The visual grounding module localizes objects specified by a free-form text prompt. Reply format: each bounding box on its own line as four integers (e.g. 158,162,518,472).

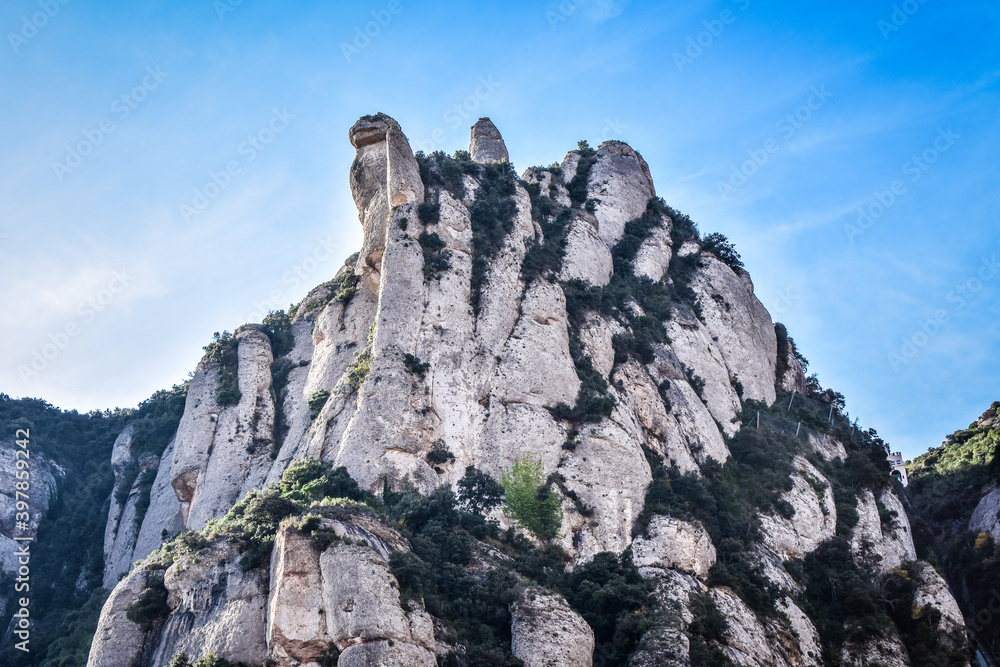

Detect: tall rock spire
348,113,424,291
469,117,509,163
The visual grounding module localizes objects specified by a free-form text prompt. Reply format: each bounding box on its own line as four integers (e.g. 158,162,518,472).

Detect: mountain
906,402,1000,663
1,115,974,666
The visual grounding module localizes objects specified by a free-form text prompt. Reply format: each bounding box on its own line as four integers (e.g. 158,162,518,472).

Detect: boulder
511,587,595,667
470,117,509,163
632,516,717,579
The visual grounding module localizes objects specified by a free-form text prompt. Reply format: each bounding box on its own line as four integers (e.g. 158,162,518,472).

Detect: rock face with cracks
89,114,972,666
510,587,595,667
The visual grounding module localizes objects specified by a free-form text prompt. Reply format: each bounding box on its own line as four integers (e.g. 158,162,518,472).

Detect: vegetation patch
126,572,169,631
345,323,376,388
419,231,452,280
905,403,1000,658
204,331,241,406
403,353,430,377
687,593,736,666
501,453,563,540
550,331,615,423
415,150,480,202
132,467,158,531
427,441,455,467
609,197,668,275
520,179,572,281
457,465,505,516
416,150,519,314
332,272,360,305
468,161,519,314
638,446,782,617
129,383,189,457
307,389,330,418
908,406,1000,523
558,198,698,374
166,653,251,667
385,484,651,666
566,140,598,206
700,232,744,272
418,200,441,225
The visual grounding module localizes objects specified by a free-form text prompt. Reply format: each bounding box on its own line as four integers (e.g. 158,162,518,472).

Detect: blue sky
1,0,997,461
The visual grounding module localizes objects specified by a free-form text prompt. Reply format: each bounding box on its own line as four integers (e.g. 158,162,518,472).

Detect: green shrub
308,390,330,418
114,462,139,505
501,454,563,540
132,467,157,531
796,538,892,660
31,587,109,667
520,181,573,281
457,466,505,516
279,458,369,505
563,551,652,666
418,201,440,224
700,232,744,271
549,332,615,423
129,382,189,457
216,489,300,570
261,310,294,357
419,231,452,280
610,198,668,276
381,479,649,664
204,332,241,406
415,150,478,201
346,324,375,387
126,573,169,630
346,346,372,386
909,420,1000,523
566,140,597,205
427,443,454,465
637,442,784,618
664,203,699,246
687,593,735,666
403,353,430,377
879,563,970,667
333,272,360,304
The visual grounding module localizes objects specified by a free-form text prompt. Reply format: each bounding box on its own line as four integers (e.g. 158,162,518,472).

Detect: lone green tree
501,453,563,540
457,465,504,515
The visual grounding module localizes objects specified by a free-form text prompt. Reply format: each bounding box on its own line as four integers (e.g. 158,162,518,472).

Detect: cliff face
89,116,972,667
906,403,1000,663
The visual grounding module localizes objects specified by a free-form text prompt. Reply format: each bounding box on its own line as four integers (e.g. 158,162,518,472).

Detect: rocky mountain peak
469,117,509,163
71,114,975,667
